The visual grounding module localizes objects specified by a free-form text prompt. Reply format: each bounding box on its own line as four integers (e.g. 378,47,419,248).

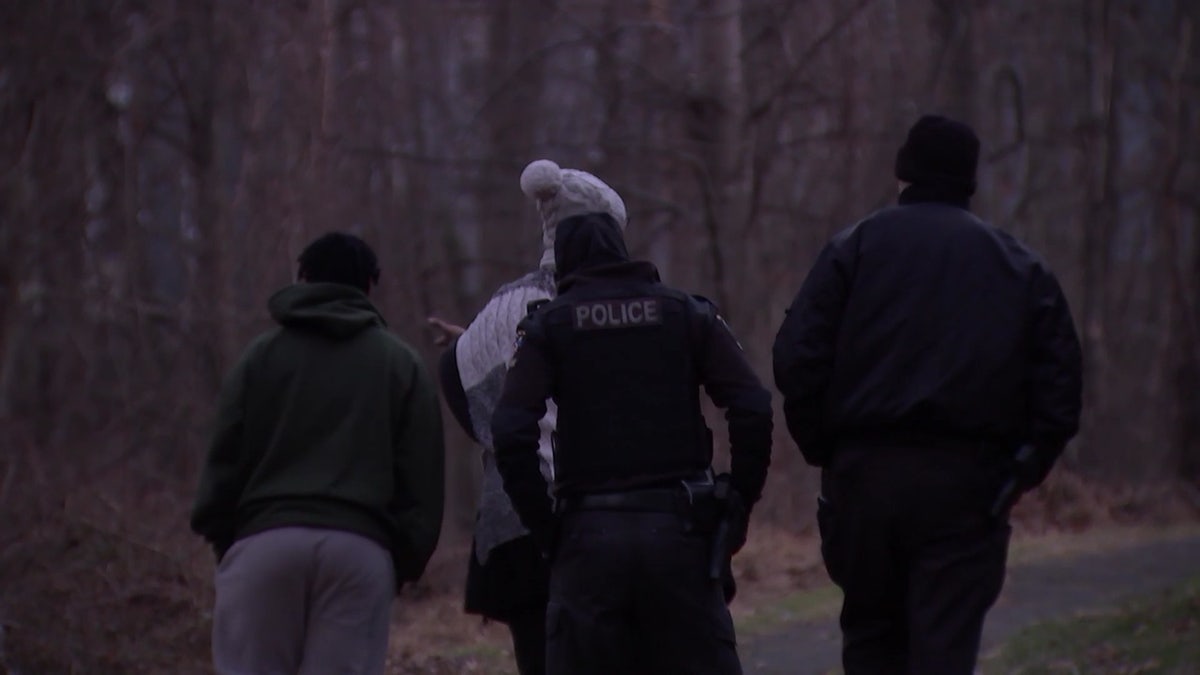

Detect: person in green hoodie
190,232,445,675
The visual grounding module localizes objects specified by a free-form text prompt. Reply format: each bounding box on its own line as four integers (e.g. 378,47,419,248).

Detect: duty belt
555,487,686,514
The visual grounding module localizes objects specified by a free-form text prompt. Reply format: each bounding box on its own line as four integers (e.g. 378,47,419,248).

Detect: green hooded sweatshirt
190,282,444,586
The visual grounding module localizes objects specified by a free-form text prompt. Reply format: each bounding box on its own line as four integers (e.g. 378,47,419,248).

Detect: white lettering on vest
628,301,643,322
643,299,659,323
573,298,664,330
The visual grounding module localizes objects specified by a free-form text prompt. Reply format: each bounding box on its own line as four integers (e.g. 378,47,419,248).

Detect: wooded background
2,0,1198,533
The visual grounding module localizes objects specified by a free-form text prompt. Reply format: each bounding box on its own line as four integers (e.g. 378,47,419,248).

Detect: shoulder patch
572,297,663,331
688,293,721,320
717,312,743,350
690,297,742,351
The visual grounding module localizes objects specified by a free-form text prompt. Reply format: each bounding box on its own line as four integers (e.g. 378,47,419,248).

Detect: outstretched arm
426,316,465,347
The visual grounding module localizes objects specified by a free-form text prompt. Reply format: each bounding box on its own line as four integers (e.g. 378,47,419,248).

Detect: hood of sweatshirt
268,282,385,339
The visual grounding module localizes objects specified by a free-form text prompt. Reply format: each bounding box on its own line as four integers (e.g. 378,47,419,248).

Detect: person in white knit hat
427,159,626,675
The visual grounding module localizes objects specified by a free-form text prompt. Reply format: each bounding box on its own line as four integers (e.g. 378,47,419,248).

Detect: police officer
492,211,773,675
773,115,1083,674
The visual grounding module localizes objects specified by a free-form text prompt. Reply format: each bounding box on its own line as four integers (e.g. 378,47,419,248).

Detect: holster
555,473,745,602
694,473,745,603
678,475,719,533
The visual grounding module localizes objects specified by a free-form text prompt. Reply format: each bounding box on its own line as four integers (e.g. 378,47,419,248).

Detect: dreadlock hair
296,232,381,293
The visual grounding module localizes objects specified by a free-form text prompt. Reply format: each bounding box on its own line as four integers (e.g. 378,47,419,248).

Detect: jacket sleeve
436,339,477,443
491,316,556,552
190,338,260,558
771,235,855,467
390,353,446,583
454,280,553,444
693,304,773,506
1027,265,1083,474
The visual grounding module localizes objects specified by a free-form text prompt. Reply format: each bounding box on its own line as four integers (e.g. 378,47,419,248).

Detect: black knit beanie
894,115,980,196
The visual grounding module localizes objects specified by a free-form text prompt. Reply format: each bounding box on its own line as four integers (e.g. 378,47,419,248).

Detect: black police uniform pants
546,509,741,675
818,444,1011,675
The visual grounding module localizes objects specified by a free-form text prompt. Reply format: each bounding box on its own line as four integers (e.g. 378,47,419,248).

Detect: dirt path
741,533,1200,674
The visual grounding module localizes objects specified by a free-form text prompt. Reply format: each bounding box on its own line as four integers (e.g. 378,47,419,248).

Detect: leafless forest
1,0,1198,672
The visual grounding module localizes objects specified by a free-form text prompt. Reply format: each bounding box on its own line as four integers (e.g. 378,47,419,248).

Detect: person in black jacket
773,115,1083,675
493,212,773,675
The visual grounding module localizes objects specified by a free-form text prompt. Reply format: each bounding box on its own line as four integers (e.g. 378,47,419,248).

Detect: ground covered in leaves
0,471,1197,674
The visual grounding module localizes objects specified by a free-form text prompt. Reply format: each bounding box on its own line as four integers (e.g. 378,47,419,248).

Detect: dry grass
0,489,211,675
981,576,1200,674
383,539,517,675
0,470,1197,674
1010,470,1200,533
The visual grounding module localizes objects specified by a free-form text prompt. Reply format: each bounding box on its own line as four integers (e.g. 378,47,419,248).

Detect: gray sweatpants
212,526,395,675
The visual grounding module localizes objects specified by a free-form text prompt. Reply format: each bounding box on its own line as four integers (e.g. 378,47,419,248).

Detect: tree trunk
691,0,748,318
187,0,234,392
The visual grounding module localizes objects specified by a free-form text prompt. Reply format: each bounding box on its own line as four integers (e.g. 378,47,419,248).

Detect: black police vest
538,281,712,493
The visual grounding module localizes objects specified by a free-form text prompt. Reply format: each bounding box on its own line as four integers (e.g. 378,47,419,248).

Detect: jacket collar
898,183,971,210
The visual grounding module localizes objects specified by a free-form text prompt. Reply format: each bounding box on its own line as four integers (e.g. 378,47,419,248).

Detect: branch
611,186,687,220
145,123,191,156
470,35,596,125
748,0,876,119
767,128,894,150
738,0,807,58
922,0,972,99
985,64,1027,162
0,98,38,182
540,0,693,98
339,144,514,168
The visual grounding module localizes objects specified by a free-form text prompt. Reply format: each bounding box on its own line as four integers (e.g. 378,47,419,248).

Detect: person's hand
426,316,465,347
991,445,1051,518
1012,444,1053,493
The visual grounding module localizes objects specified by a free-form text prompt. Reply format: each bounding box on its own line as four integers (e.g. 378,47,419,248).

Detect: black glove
1016,444,1056,490
726,488,749,555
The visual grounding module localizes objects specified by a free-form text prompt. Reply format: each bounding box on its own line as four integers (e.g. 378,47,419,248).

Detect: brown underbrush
0,468,1196,675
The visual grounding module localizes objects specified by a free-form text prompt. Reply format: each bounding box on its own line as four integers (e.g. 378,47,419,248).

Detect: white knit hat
520,159,627,267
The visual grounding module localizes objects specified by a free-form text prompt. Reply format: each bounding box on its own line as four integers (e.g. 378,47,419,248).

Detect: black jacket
772,186,1083,469
492,213,773,548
